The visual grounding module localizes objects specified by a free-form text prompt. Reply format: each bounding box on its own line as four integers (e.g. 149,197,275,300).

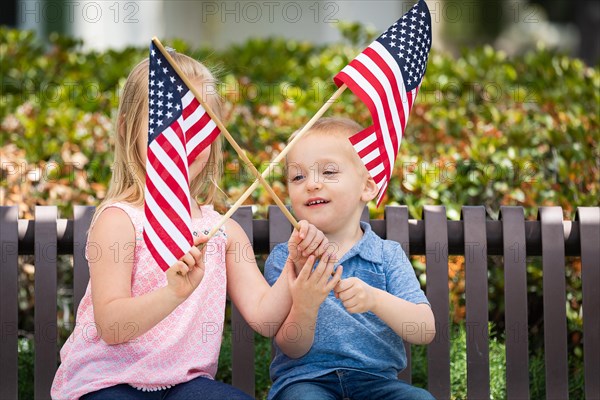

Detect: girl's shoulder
92,202,143,238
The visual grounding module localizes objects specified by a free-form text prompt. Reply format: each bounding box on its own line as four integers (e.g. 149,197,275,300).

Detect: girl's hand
166,235,208,300
287,253,343,313
288,220,330,274
334,277,377,314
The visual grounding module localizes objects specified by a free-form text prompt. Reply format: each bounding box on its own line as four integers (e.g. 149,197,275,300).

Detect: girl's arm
89,207,204,345
224,219,293,337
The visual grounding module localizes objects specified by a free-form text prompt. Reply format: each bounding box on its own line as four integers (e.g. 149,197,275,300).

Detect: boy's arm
335,245,435,345
371,290,435,344
275,255,342,359
335,278,435,344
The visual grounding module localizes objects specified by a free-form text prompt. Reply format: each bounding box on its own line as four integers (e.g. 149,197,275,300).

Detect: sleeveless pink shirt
51,203,228,399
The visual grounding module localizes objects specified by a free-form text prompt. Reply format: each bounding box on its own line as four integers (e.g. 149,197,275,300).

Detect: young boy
264,117,436,400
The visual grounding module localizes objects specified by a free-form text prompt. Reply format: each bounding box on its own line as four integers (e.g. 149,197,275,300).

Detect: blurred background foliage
1,24,598,399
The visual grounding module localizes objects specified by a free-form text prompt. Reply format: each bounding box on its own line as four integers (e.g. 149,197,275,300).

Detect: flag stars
175,104,181,111
157,80,164,88
390,41,396,47
162,67,168,74
167,92,173,100
169,76,176,83
177,85,183,92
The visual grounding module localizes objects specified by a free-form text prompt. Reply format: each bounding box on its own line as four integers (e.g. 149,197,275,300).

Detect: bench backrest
1,205,599,399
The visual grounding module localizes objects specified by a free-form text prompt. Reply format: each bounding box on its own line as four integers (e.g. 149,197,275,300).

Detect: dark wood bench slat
268,206,293,250
1,206,19,400
385,206,412,384
423,205,450,399
500,206,530,399
231,206,256,397
34,206,58,400
576,207,600,400
73,206,95,316
462,206,490,399
539,206,569,399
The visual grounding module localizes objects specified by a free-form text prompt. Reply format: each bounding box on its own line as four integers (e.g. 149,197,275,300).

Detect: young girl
51,52,328,400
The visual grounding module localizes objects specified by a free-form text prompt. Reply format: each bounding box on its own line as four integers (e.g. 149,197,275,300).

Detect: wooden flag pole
153,37,298,230
202,83,348,241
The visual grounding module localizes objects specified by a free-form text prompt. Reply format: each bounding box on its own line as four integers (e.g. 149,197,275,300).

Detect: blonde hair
287,117,367,174
93,52,224,223
288,117,363,142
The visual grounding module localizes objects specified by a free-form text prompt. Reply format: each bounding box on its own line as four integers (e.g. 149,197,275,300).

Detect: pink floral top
51,202,228,399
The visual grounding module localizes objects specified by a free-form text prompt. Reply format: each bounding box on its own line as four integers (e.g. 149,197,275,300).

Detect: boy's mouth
305,198,330,207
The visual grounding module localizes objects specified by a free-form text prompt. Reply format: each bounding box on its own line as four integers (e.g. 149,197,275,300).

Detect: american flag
333,0,432,205
143,42,221,271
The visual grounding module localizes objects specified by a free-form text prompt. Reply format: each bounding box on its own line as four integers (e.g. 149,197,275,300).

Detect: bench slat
73,206,95,316
34,206,58,399
539,207,569,398
462,206,490,399
576,207,600,400
231,206,256,397
268,206,293,250
385,206,413,384
423,205,450,399
500,206,530,399
0,206,19,400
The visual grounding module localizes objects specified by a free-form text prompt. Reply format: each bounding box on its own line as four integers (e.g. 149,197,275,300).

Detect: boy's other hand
334,277,376,314
288,220,330,274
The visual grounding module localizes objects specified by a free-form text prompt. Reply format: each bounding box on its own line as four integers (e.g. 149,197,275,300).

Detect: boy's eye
323,170,338,176
290,174,305,182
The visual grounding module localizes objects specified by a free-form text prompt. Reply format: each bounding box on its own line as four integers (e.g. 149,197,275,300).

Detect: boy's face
286,132,377,234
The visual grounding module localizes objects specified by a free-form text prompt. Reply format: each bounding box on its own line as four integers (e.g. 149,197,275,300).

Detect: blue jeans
274,369,435,400
80,376,253,400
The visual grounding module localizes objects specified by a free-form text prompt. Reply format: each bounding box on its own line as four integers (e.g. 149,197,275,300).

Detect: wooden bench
1,205,598,400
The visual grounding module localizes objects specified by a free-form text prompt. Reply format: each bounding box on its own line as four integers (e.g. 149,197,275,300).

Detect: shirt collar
337,221,383,265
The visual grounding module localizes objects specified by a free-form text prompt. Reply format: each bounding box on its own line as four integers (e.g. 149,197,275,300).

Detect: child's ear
361,176,379,202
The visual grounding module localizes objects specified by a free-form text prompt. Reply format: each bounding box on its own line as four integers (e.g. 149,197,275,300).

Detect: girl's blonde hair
93,52,223,223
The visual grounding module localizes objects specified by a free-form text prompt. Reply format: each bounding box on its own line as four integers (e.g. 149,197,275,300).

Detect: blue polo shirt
264,222,430,399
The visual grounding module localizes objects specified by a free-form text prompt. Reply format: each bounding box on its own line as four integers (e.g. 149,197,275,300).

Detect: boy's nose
306,177,322,191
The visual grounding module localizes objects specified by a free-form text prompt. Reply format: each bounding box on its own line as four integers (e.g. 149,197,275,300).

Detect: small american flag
334,0,432,205
143,42,221,271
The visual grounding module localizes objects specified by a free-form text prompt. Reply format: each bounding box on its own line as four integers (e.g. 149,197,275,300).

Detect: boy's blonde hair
288,117,367,174
94,53,223,222
289,117,363,142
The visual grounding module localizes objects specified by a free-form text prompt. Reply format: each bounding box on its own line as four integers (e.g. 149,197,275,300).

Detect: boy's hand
288,220,330,274
334,277,377,314
287,254,343,313
166,235,207,300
